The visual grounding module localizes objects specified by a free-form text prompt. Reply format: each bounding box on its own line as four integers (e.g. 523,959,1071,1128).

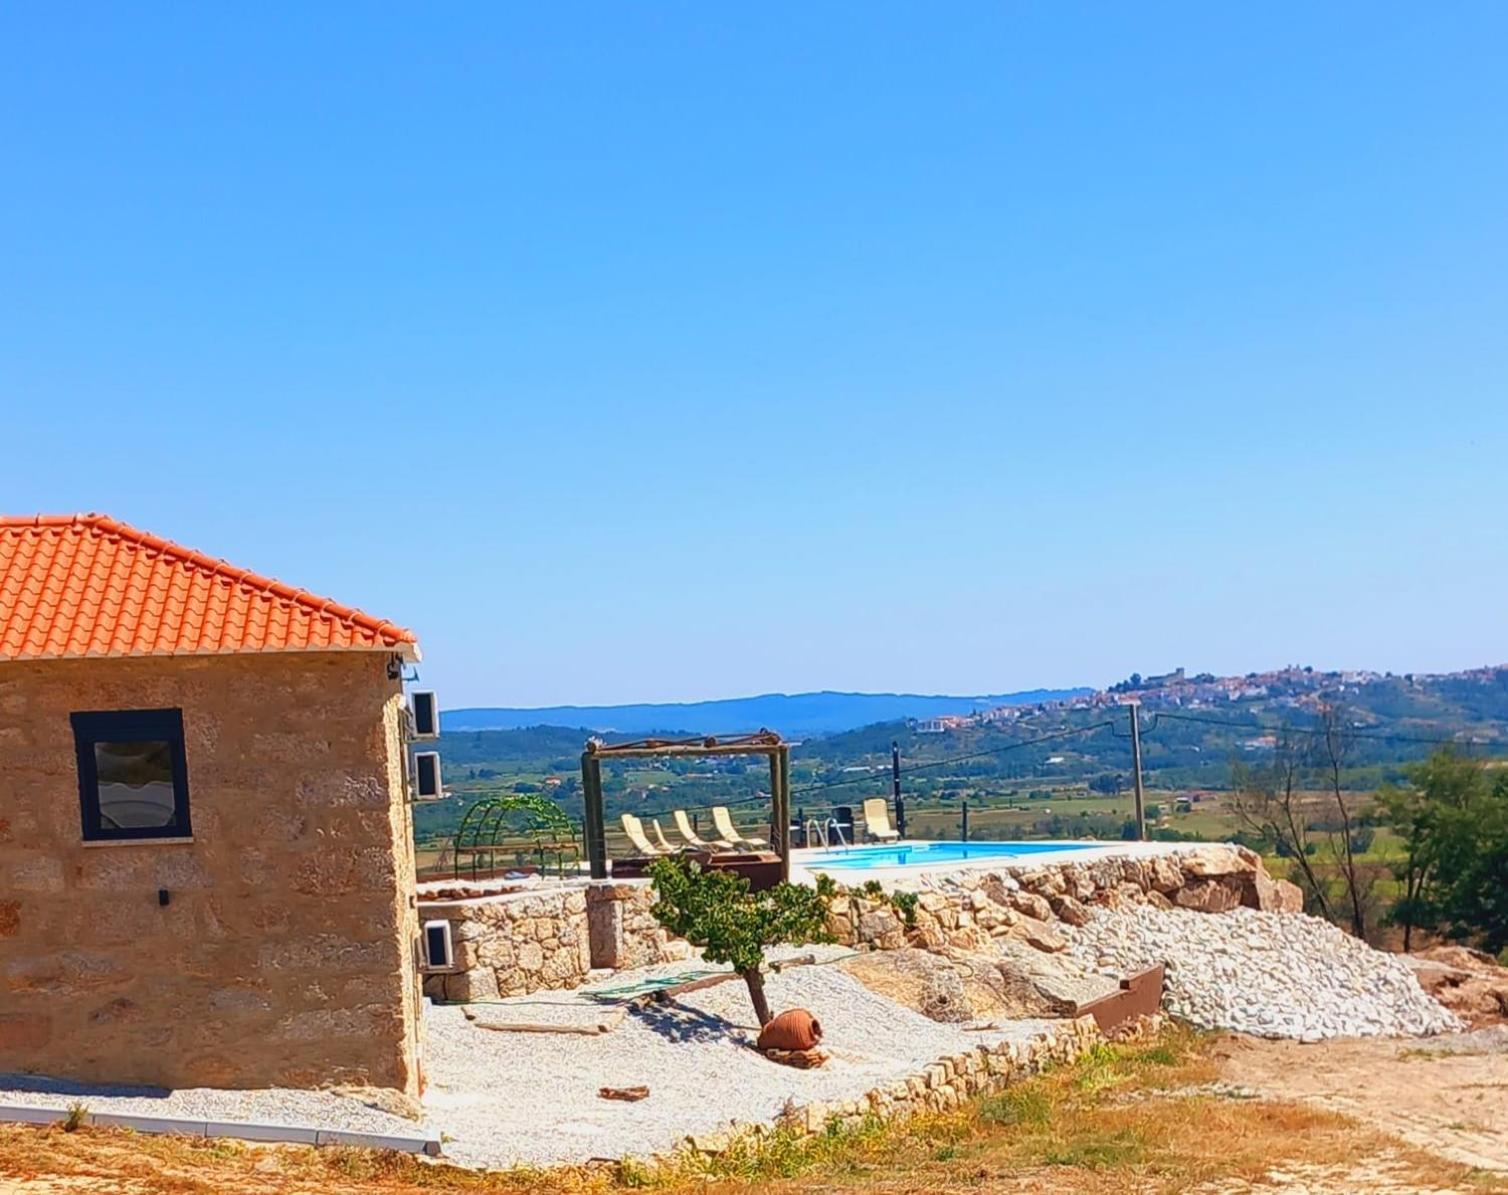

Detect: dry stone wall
824,845,1302,956
654,1012,1137,1164
419,879,689,1002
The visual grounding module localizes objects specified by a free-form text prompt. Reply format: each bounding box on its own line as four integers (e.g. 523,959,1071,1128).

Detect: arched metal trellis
450,793,580,880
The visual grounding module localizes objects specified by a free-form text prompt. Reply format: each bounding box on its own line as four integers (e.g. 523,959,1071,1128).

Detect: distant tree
1233,706,1379,940
1315,704,1378,940
648,857,834,1026
1232,727,1336,924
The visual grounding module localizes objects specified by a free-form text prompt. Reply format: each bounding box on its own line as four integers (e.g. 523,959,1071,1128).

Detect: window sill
82,836,196,849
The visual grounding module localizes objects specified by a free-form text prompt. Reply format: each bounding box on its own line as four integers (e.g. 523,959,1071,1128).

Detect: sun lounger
650,819,679,853
673,809,732,850
862,798,901,842
621,813,670,857
712,805,766,848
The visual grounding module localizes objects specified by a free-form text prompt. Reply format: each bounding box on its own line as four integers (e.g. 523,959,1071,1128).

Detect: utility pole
1127,701,1146,842
891,740,905,838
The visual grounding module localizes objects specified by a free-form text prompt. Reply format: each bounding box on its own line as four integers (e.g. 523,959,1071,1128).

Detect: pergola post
776,743,791,882
767,751,781,850
581,751,607,880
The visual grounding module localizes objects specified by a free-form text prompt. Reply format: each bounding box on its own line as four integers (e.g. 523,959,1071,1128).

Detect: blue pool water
803,840,1094,870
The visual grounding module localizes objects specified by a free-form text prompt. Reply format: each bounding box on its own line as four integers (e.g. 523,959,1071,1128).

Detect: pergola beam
581,744,783,760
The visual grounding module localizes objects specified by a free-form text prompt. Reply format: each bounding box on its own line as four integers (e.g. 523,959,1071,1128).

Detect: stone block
1174,878,1241,914
295,773,388,809
6,857,64,893
1010,891,1054,921
1051,895,1090,927
1180,846,1249,878
1010,916,1067,953
0,1013,52,1050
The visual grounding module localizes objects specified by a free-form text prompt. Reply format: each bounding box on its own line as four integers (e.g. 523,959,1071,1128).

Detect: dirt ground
1213,1027,1508,1175
3,1026,1506,1194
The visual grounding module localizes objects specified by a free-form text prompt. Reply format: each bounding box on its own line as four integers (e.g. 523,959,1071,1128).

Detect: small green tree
1379,749,1485,950
1447,780,1508,954
648,857,834,1026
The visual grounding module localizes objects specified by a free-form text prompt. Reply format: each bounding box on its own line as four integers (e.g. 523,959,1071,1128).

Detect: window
71,709,192,842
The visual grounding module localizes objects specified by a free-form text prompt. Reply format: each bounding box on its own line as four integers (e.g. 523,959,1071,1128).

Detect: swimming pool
801,840,1096,870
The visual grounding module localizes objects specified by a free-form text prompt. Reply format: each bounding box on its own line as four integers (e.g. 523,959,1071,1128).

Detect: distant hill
441,688,1092,737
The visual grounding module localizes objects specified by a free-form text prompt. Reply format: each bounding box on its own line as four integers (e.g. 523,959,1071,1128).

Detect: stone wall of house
824,844,1302,955
419,878,690,1002
0,652,422,1097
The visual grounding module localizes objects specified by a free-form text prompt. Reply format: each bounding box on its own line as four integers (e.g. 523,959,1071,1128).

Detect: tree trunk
742,967,772,1026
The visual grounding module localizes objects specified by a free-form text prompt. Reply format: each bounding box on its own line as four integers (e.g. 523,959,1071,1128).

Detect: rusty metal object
598,1085,650,1101
1077,963,1165,1033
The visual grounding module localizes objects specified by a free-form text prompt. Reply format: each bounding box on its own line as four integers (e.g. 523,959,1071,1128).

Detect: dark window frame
71,708,193,842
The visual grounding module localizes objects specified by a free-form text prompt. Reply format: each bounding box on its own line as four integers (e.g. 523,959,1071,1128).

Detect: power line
789,721,1117,797
1151,709,1508,749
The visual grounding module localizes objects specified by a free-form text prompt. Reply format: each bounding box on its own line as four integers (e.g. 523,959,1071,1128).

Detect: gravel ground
1065,904,1462,1041
423,961,1060,1169
0,945,1057,1168
0,1071,425,1137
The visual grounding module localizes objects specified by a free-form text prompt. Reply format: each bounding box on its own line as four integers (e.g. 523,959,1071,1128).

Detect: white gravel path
423,962,1060,1169
1065,904,1462,1041
0,1072,425,1137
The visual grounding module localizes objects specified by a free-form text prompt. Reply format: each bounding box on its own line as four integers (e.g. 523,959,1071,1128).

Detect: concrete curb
0,1104,442,1156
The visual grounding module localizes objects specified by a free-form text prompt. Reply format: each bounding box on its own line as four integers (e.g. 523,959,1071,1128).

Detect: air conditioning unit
421,919,454,971
414,751,443,800
410,690,439,739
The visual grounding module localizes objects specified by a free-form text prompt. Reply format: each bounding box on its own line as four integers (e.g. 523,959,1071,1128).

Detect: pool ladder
805,817,850,850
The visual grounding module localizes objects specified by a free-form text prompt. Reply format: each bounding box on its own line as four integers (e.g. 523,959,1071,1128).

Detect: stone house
0,514,425,1097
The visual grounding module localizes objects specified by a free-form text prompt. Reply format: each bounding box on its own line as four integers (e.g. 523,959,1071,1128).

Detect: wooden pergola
580,730,792,882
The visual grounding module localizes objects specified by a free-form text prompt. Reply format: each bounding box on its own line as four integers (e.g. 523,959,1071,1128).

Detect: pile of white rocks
1065,904,1462,1041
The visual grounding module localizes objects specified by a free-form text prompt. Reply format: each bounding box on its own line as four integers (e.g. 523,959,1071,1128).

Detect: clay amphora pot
756,1008,823,1051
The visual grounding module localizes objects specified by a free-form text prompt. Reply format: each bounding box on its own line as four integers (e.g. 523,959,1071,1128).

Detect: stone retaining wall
420,845,1300,1003
419,879,689,1002
826,845,1302,956
651,1012,1136,1163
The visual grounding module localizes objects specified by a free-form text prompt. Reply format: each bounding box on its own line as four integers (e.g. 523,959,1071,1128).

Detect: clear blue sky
4,4,1506,707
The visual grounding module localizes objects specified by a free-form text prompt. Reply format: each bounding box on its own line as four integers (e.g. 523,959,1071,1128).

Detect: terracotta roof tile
0,514,419,662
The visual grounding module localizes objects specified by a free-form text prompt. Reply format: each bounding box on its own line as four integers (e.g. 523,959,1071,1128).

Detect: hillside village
919,663,1508,732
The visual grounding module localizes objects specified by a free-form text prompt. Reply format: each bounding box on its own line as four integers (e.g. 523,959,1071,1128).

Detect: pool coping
788,838,1207,887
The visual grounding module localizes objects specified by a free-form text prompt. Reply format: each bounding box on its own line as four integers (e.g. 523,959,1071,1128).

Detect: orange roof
0,514,419,662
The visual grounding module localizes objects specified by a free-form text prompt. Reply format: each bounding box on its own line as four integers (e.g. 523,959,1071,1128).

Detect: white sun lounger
621,813,670,857
862,798,901,842
712,805,766,848
673,809,732,851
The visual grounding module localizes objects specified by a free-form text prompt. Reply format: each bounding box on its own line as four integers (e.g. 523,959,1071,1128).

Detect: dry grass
0,1027,1499,1194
